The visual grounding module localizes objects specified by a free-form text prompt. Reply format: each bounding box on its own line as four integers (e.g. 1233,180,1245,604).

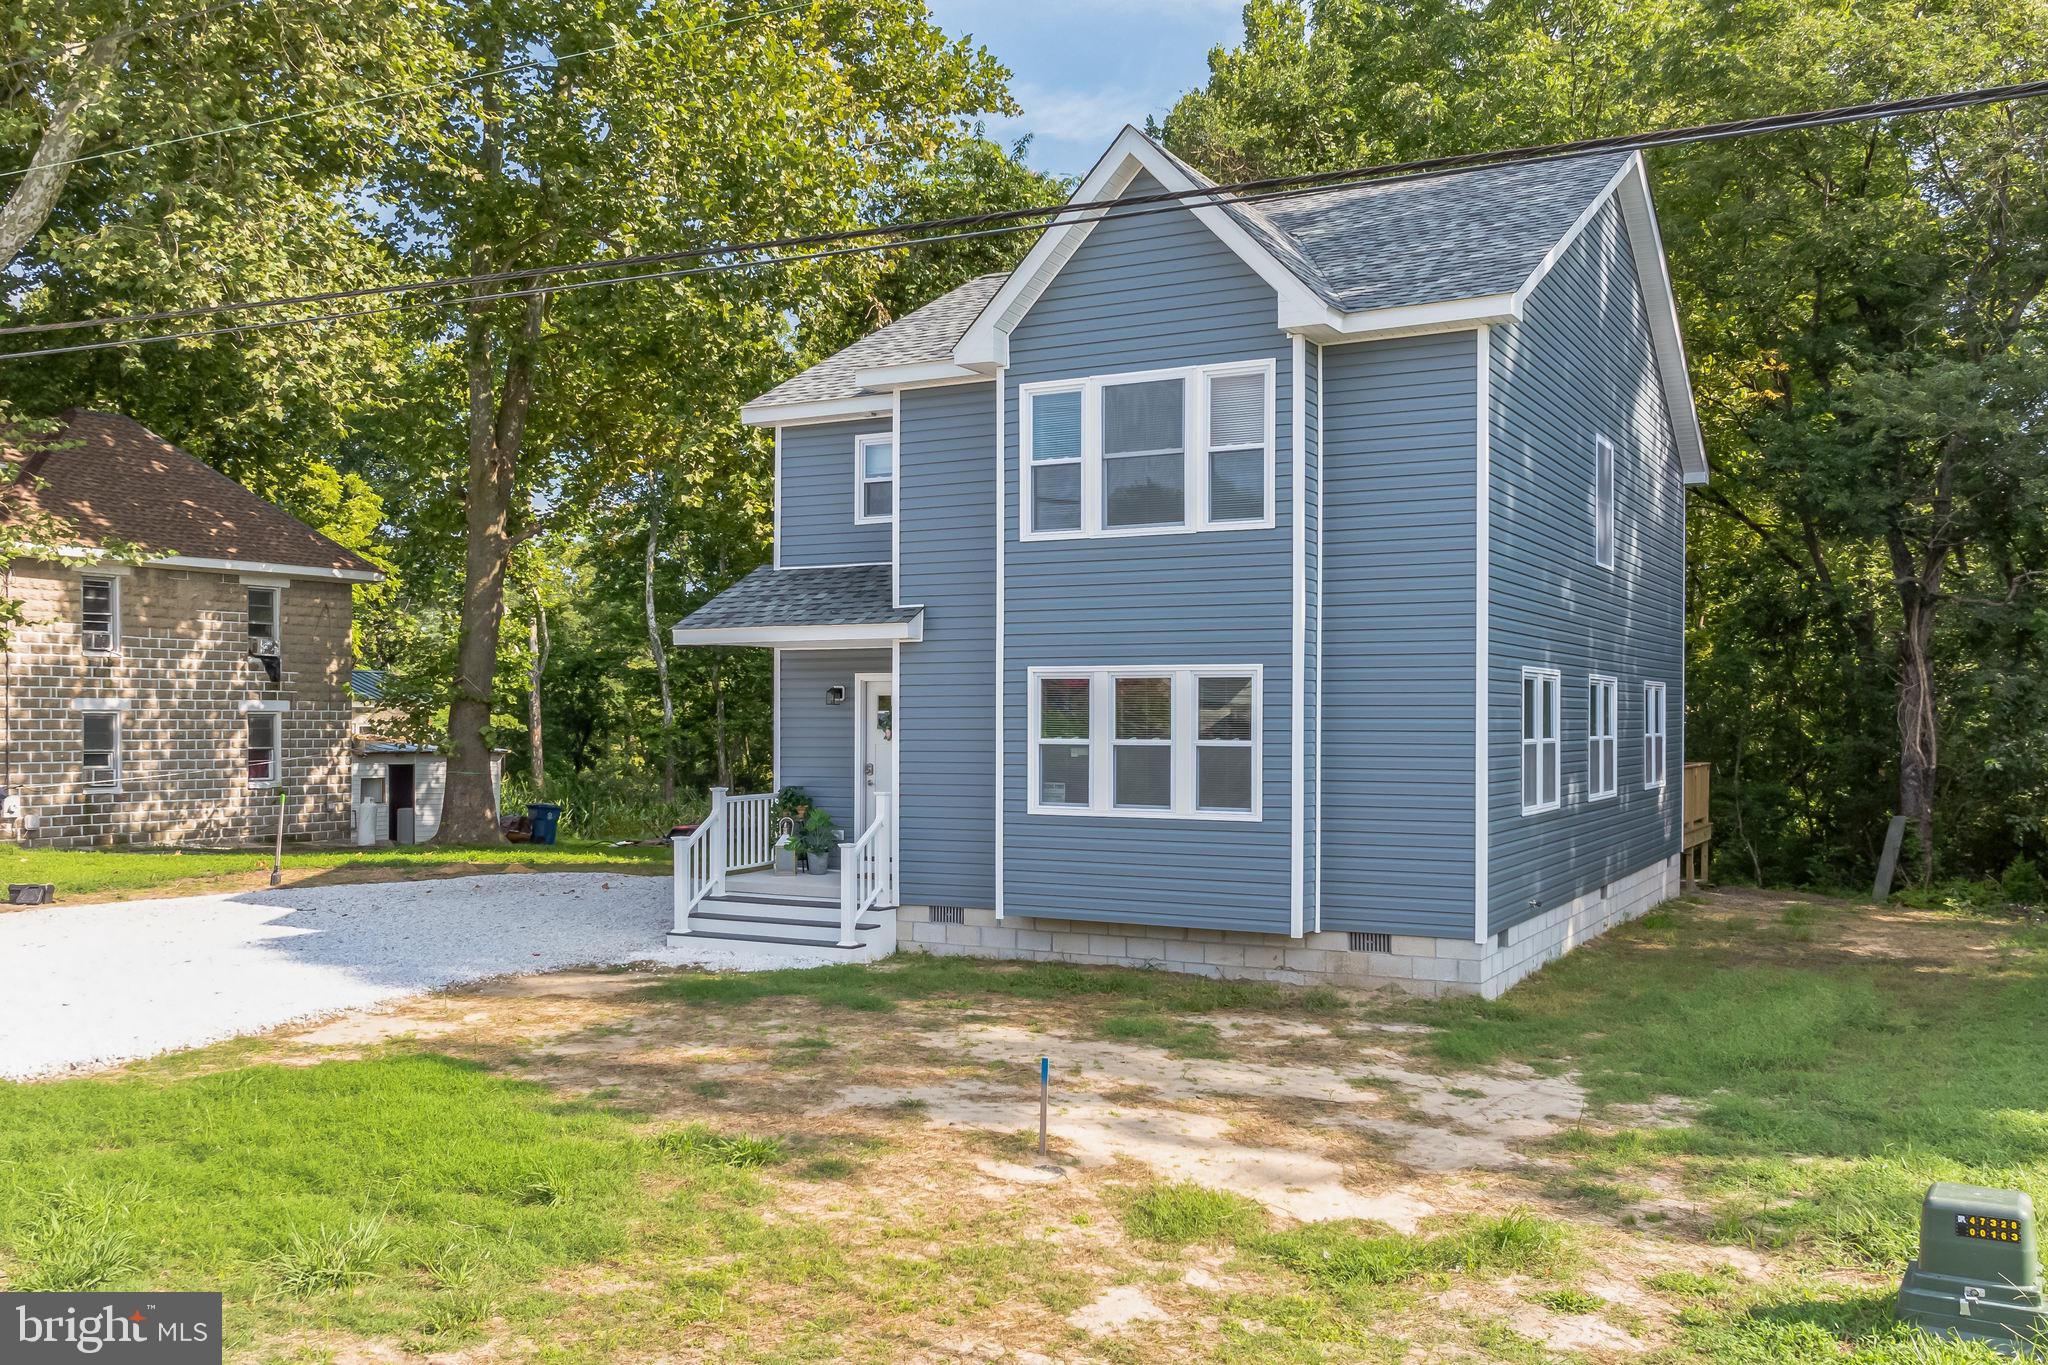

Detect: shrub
2001,857,2046,909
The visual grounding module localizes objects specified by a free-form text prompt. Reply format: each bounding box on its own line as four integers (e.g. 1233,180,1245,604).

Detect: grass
1249,1211,1576,1291
1406,898,2048,1268
0,838,670,901
0,1054,651,1340
1121,1182,1268,1245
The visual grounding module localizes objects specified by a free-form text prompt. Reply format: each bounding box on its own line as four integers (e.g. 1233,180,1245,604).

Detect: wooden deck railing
1682,761,1711,889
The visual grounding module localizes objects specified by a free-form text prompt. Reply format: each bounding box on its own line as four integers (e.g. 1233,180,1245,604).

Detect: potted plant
801,807,837,876
771,787,812,875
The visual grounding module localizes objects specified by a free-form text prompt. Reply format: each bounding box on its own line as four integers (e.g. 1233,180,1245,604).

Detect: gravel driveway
0,872,834,1080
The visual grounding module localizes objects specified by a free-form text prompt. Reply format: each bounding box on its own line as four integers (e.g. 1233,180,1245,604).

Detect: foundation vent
1496,927,1512,949
1348,932,1392,954
929,905,965,925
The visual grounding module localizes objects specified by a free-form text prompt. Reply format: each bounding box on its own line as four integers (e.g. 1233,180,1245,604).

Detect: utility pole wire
5,74,2048,347
5,75,2048,361
0,0,815,184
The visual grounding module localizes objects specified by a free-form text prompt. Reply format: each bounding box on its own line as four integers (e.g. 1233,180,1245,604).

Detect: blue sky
924,0,1247,179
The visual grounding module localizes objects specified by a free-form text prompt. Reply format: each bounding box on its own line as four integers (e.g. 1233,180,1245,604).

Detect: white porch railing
836,792,893,948
671,787,776,936
724,790,774,871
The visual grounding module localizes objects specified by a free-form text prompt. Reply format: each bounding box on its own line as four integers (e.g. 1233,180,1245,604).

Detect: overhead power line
0,0,813,184
5,75,2048,361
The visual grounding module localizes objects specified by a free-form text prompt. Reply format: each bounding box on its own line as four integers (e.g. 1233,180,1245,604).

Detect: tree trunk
0,34,129,268
642,486,676,803
1895,593,1940,884
437,54,543,844
526,587,548,792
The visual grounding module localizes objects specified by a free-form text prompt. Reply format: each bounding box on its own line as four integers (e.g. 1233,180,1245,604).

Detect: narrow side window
1594,434,1616,569
1204,370,1267,525
1643,682,1667,789
1521,668,1561,814
1588,675,1618,800
1027,389,1083,533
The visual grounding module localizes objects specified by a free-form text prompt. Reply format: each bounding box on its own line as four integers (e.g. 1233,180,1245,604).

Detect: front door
856,675,894,832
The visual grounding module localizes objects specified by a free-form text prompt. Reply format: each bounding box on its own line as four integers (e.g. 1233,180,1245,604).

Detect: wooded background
4,0,2043,886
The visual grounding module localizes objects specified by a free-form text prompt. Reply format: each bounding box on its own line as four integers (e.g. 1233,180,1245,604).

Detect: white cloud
993,81,1178,145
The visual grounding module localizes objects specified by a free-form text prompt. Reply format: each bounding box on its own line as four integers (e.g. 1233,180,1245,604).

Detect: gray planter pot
804,851,834,876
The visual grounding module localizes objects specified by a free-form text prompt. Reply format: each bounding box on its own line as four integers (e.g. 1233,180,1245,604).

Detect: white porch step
665,896,897,964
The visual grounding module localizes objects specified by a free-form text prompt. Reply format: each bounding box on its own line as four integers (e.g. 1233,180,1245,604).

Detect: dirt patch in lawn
209,888,1989,1361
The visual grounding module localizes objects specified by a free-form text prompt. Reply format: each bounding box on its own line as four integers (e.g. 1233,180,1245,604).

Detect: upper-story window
80,575,119,655
1022,360,1274,540
247,586,279,644
1593,434,1616,569
855,434,893,524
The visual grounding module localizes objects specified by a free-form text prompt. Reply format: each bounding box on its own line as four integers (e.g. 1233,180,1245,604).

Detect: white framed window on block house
79,708,121,788
80,575,119,655
246,710,280,786
1020,359,1275,540
854,433,893,523
247,585,279,644
1587,674,1618,801
1521,667,1561,814
1643,681,1668,790
1028,665,1261,820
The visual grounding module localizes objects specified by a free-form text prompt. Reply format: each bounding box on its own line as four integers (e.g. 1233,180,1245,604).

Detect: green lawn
0,839,670,900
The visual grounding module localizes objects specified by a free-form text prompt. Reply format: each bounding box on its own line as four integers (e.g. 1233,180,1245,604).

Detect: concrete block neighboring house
0,411,383,848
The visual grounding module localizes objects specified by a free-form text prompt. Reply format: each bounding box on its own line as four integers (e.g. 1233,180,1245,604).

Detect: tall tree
1160,0,2048,883
363,0,1014,840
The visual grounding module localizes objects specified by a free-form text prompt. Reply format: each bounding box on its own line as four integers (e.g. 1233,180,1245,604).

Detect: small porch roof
671,564,923,648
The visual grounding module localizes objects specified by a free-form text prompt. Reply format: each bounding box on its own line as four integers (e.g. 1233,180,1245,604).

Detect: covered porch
665,564,923,955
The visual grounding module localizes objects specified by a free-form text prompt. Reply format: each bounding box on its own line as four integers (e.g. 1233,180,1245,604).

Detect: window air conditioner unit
82,630,114,654
249,637,281,659
84,765,116,787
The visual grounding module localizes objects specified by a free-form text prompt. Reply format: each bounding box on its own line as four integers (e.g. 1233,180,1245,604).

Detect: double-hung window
1030,666,1260,819
1521,668,1561,814
80,709,120,787
1643,682,1668,790
247,711,279,784
1588,675,1618,800
80,575,118,655
855,434,893,523
1593,434,1616,569
1035,676,1092,807
1028,389,1084,532
1021,360,1273,538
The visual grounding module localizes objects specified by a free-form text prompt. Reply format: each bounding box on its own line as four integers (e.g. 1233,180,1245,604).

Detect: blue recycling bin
525,803,562,845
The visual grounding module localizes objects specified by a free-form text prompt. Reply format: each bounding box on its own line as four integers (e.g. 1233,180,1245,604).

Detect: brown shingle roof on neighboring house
3,410,378,576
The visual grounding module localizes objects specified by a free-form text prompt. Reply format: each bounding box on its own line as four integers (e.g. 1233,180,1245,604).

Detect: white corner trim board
1289,334,1306,939
1474,324,1492,943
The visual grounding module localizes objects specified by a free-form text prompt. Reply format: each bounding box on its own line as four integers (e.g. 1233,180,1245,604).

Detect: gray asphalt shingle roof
747,273,1009,410
673,564,918,633
745,138,1632,413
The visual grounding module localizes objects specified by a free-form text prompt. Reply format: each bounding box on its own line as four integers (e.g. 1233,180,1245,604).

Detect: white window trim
246,709,282,788
1644,681,1668,790
1521,666,1562,815
1587,673,1618,802
853,432,894,525
79,573,120,656
1027,664,1262,822
1593,433,1616,570
78,704,122,790
1019,359,1277,541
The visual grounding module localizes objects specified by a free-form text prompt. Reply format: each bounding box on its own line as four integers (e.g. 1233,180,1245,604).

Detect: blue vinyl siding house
672,128,1707,997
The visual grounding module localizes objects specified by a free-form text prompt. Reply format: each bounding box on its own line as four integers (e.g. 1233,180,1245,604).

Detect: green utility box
1897,1183,2045,1354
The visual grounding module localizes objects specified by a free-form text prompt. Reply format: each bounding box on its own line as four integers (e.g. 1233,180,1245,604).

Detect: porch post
875,792,894,908
837,839,859,948
709,786,729,898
